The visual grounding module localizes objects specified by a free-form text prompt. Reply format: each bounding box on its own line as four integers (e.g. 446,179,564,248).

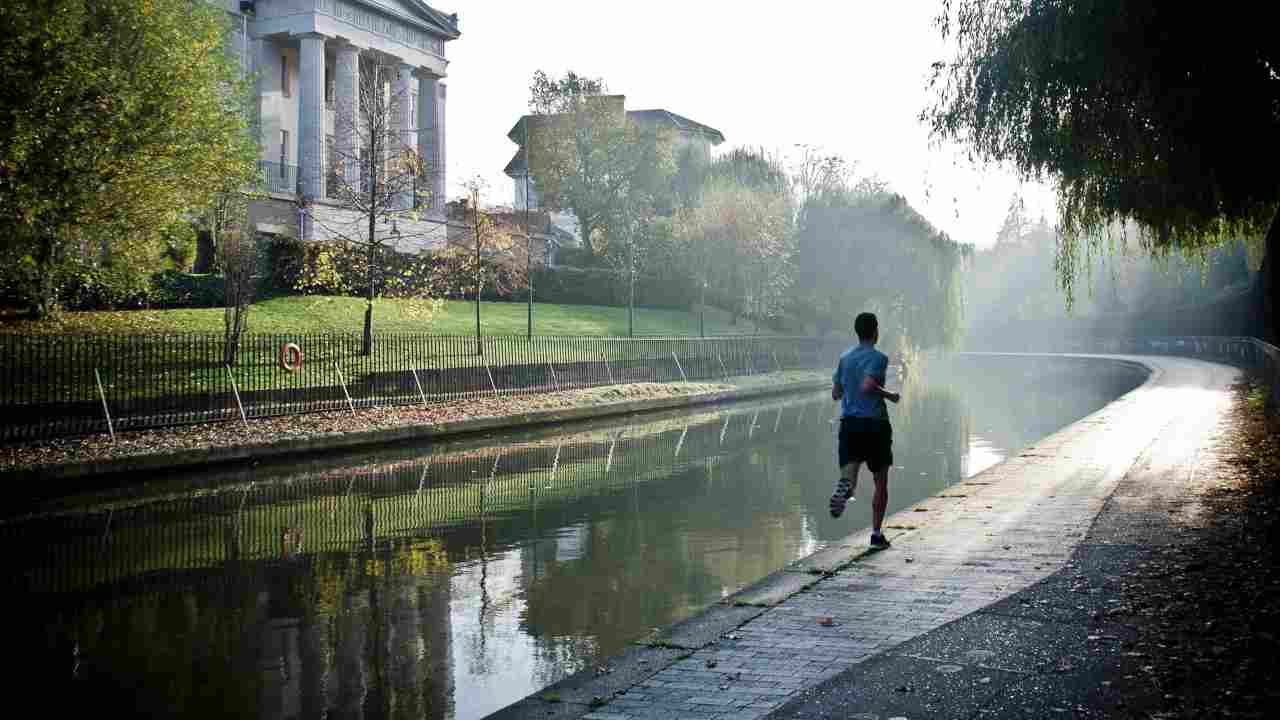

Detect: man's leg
831,461,861,518
871,468,889,534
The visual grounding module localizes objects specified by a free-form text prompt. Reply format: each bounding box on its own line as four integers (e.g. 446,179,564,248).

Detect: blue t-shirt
833,342,889,420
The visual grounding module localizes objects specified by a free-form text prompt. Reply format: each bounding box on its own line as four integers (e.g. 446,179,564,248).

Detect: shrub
152,270,225,308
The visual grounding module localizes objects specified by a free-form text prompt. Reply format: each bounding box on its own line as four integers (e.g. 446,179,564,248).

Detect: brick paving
495,355,1239,720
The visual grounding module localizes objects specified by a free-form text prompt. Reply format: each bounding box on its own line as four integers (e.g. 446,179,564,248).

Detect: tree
451,178,528,352
924,0,1280,337
0,0,258,317
219,224,255,366
794,180,968,349
307,55,438,355
524,70,675,262
676,176,794,333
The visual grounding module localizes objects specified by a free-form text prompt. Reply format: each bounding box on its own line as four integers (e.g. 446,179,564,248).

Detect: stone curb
2,378,829,485
489,354,1160,720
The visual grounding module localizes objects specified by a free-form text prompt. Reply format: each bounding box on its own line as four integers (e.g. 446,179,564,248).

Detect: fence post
549,442,562,484
674,424,688,458
484,359,499,398
773,407,783,433
717,352,729,380
720,413,731,445
416,453,433,495
334,362,356,416
547,362,559,392
225,364,249,429
94,368,115,443
411,368,428,406
601,352,615,385
605,436,616,474
671,351,688,384
748,409,759,439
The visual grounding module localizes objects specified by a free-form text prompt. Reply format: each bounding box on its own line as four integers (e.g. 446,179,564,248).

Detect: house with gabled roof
502,98,725,243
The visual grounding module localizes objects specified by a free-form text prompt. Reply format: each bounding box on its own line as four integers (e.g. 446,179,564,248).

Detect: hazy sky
443,1,1056,249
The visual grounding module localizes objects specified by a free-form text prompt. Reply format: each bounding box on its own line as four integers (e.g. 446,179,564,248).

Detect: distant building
218,0,460,251
502,99,725,243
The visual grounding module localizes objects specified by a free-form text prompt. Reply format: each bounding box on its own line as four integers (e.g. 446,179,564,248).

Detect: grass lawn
1,295,784,337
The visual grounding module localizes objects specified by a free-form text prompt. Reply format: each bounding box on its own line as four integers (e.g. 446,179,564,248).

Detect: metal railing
258,160,299,195
0,333,845,441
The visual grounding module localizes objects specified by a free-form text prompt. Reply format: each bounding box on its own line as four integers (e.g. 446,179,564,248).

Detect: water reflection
5,355,1142,719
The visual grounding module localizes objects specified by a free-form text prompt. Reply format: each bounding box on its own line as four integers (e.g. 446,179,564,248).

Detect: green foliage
925,0,1280,307
160,221,198,272
151,271,225,309
674,148,796,329
795,184,968,349
524,70,677,259
0,0,259,317
965,195,1261,343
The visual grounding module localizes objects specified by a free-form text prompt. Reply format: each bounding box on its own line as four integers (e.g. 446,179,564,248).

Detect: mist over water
3,357,1142,719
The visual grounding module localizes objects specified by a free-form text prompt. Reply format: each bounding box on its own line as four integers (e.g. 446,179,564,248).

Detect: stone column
333,43,361,198
435,81,447,214
393,62,417,211
297,33,328,207
417,73,439,213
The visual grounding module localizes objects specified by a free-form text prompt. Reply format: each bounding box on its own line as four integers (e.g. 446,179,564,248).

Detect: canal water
5,355,1144,719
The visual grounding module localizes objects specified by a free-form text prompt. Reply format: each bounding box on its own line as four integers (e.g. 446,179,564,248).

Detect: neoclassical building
218,0,458,251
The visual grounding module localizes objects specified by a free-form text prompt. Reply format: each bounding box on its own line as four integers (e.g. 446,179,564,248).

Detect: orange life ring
279,342,304,372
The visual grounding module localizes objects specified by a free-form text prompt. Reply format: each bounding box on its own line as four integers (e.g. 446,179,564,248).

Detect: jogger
830,312,900,549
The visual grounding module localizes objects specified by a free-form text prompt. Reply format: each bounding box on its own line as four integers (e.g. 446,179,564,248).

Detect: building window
279,130,289,169
282,54,290,97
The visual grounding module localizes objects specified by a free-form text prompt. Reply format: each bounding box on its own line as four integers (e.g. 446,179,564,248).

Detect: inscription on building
318,0,446,56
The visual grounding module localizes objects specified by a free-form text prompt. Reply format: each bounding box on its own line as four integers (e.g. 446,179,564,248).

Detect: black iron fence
0,333,845,441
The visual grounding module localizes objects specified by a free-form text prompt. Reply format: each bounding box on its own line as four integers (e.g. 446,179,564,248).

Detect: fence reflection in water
4,394,835,597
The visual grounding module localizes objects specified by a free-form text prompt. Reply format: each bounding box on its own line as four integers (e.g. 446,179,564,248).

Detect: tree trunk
1262,206,1280,411
578,217,594,262
362,241,374,357
1264,206,1280,343
30,233,61,319
194,230,216,274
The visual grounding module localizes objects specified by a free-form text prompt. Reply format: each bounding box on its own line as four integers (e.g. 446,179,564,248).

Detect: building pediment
361,0,459,39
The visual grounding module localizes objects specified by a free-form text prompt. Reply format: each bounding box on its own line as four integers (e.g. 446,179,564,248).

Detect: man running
830,312,900,549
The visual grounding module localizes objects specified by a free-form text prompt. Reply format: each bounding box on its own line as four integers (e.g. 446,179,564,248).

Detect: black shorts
837,417,893,473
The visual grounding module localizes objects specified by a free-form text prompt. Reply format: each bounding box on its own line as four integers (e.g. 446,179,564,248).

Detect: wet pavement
489,355,1239,720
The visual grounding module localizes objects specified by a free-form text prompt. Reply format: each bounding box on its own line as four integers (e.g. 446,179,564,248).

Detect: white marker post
225,365,249,429
484,360,499,398
672,351,688,383
93,368,115,443
411,368,428,406
334,363,356,416
601,352,615,385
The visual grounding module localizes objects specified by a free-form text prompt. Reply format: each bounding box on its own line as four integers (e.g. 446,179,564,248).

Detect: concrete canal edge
3,377,830,486
488,353,1161,720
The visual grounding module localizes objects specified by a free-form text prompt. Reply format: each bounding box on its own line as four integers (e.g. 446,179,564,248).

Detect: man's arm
860,356,900,404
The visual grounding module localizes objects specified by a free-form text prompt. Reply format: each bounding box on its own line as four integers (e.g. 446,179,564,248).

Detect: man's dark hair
854,312,878,341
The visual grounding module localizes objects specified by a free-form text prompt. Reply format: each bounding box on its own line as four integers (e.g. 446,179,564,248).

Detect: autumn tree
0,0,258,317
523,70,675,262
924,0,1280,337
306,55,439,355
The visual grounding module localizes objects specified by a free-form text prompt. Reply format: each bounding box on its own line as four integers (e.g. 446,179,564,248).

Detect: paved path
492,355,1239,720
